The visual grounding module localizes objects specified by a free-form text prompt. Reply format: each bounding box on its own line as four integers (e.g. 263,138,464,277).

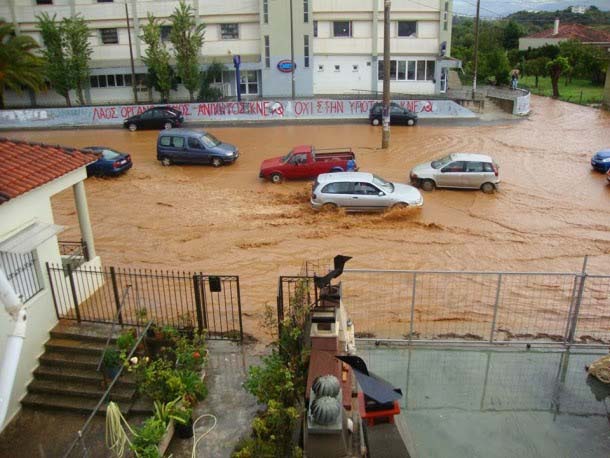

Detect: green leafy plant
130,417,167,458
117,329,136,352
102,348,121,369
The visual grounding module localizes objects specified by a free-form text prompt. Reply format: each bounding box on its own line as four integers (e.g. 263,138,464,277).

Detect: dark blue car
84,146,133,176
591,149,610,173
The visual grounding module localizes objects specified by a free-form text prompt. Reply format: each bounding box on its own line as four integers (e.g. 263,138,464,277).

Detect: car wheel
164,122,173,130
407,119,415,126
270,173,283,184
321,202,339,213
128,123,137,132
392,202,409,209
161,157,171,166
371,118,380,126
330,167,344,172
481,182,495,194
421,179,436,192
211,157,223,168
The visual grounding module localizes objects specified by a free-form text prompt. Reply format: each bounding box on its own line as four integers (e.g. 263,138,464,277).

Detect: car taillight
113,161,121,169
411,172,418,180
493,163,499,177
312,193,317,200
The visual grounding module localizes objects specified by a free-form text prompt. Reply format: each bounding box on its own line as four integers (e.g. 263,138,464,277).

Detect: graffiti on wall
0,99,477,129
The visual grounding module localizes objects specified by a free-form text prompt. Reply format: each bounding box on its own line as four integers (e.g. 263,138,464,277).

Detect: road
5,95,610,341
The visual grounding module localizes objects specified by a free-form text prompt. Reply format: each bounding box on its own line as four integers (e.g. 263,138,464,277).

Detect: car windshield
431,155,454,169
101,149,121,160
201,133,221,148
372,175,394,193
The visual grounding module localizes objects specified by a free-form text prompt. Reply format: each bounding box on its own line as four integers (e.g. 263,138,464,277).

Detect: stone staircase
21,321,138,415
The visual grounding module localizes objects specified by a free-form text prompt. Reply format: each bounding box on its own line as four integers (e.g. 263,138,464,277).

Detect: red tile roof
0,138,98,204
526,23,610,42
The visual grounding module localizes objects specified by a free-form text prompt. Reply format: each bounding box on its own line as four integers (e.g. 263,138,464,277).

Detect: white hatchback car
409,153,500,193
311,172,423,212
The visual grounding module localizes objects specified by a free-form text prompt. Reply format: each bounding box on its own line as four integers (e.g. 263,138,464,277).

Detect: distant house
0,139,100,431
570,6,588,14
519,19,610,51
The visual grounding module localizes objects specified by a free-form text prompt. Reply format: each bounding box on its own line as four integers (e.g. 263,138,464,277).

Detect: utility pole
289,0,296,100
125,2,138,104
381,0,391,149
472,0,481,99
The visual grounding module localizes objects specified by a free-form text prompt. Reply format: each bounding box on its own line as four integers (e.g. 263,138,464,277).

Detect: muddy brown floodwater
5,96,610,342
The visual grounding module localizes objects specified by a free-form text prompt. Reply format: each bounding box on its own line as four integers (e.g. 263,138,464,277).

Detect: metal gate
47,263,243,341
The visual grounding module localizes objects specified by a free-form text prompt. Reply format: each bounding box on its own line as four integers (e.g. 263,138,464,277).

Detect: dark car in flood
156,129,239,167
84,146,132,176
591,148,610,173
123,107,184,131
369,102,418,126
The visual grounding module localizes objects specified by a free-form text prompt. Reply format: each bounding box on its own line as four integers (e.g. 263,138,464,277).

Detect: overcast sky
453,0,610,18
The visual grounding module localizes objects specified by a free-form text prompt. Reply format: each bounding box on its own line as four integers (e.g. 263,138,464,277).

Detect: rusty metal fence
280,261,610,347
46,263,243,341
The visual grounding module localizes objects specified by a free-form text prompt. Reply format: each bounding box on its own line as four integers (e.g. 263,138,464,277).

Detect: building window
313,21,318,37
263,0,268,24
318,64,324,71
239,70,258,95
333,21,352,38
0,251,42,303
264,35,270,68
100,28,118,44
426,60,435,80
304,35,309,68
398,21,416,37
97,0,114,2
377,60,397,80
90,73,135,88
160,26,172,42
220,23,239,40
334,65,340,72
398,61,406,79
352,64,359,72
36,0,53,4
303,0,309,23
407,61,416,80
417,61,426,80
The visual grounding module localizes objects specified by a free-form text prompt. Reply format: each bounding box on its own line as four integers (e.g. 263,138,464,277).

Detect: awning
0,221,64,254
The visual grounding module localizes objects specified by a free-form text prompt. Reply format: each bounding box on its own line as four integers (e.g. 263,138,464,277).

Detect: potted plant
171,403,194,439
101,348,122,379
117,328,136,352
146,324,178,358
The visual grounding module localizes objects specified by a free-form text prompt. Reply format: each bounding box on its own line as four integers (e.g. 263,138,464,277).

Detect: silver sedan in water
311,172,423,212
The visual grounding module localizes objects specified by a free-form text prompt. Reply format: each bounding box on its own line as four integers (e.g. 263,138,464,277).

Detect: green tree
140,13,173,102
524,56,549,88
503,20,524,50
37,13,73,106
198,61,225,101
546,56,571,98
480,48,511,86
62,15,92,105
170,0,206,102
0,21,46,109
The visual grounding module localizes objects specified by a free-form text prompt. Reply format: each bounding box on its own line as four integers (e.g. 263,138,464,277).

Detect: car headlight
225,151,234,156
602,158,610,163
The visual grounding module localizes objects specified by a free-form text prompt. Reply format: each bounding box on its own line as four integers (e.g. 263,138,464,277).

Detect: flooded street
6,96,610,340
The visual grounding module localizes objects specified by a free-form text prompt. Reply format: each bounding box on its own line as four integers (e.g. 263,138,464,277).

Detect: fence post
236,277,244,342
409,273,417,343
109,267,123,325
66,264,81,322
489,273,502,343
567,256,588,344
192,274,205,333
46,262,61,320
277,277,284,337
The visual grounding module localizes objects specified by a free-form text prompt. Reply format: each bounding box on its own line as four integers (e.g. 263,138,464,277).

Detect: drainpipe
0,269,27,429
73,181,96,260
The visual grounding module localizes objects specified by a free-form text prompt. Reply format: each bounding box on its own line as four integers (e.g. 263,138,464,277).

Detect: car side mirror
378,192,385,196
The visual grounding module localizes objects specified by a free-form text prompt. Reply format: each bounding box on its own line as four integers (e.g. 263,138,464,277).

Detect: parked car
83,146,132,176
409,153,500,193
369,102,418,126
123,107,184,131
259,145,357,183
311,172,423,212
156,129,239,167
591,148,610,173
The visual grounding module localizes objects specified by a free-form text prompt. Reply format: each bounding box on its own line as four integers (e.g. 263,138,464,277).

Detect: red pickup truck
259,145,357,183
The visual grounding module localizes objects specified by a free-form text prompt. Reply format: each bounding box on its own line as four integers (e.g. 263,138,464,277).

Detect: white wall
0,168,89,431
313,55,373,94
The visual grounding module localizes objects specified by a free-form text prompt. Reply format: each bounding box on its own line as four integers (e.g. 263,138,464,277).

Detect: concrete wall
0,168,89,431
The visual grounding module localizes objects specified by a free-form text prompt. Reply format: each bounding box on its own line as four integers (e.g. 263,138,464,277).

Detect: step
22,393,131,415
28,379,135,402
39,350,102,371
45,338,109,356
34,365,136,388
51,320,125,343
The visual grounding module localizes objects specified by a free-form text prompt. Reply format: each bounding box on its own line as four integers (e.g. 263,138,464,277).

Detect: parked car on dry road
409,153,500,193
311,172,423,212
259,145,357,183
123,107,184,131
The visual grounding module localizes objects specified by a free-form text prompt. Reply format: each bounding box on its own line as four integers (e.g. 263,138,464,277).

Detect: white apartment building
2,0,458,106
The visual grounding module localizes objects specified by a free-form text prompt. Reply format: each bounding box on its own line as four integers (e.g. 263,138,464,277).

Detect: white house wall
0,167,97,431
313,55,373,94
